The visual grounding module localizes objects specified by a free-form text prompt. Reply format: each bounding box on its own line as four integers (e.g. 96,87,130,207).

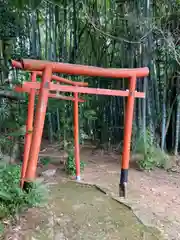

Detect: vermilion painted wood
35,71,88,86
11,59,149,78
122,75,137,170
24,67,52,181
22,82,145,98
11,59,149,197
18,70,85,188
74,92,80,179
119,76,138,197
20,72,36,188
15,86,85,102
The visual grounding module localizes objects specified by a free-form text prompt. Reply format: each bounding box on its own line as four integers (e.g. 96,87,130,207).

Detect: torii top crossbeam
11,59,149,78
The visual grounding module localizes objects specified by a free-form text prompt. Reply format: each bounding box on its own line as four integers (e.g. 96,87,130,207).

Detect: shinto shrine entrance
11,59,149,197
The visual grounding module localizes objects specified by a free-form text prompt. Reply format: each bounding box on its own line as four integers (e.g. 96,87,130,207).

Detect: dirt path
80,149,180,240
4,180,162,240
4,145,180,239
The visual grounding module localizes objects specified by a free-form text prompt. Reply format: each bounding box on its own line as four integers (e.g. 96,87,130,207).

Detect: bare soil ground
3,143,180,240
80,147,180,240
3,180,162,240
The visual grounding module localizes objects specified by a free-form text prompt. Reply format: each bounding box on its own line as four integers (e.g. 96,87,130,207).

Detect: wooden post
119,75,137,197
74,91,81,180
20,72,36,188
23,66,52,189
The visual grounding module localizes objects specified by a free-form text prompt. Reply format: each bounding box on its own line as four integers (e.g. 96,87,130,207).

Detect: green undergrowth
40,156,51,166
0,164,48,235
65,148,85,176
134,129,169,171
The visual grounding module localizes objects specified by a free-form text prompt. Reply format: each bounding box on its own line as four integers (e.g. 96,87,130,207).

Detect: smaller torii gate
15,71,87,188
11,59,149,197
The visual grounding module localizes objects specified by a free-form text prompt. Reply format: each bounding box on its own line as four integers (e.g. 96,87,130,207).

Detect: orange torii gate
11,59,149,197
15,71,86,188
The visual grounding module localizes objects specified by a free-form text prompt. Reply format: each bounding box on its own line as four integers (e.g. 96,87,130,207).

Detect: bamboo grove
0,0,180,167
